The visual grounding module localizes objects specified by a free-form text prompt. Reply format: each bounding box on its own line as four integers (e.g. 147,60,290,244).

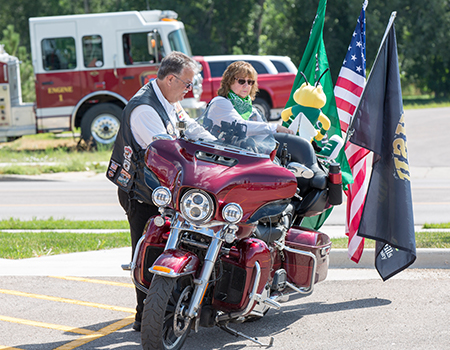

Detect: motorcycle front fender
149,249,200,278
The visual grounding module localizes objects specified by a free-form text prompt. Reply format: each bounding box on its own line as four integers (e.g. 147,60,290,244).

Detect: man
106,51,202,332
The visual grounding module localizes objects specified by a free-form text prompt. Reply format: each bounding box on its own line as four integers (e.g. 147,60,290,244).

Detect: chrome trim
282,245,317,294
180,189,214,225
168,216,225,244
152,133,174,141
149,266,196,278
217,262,262,322
187,236,222,318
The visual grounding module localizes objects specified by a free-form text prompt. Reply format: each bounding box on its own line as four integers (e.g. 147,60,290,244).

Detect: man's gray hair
157,51,198,80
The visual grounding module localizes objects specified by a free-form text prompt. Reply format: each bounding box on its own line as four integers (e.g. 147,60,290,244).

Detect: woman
207,61,293,137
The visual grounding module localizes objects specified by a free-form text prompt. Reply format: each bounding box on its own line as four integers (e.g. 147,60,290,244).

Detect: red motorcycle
127,110,342,350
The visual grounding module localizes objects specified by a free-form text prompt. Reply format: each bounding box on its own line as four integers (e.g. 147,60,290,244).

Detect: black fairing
144,167,161,191
246,199,291,224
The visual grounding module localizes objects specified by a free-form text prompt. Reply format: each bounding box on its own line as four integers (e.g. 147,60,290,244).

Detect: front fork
162,221,223,319
186,237,221,318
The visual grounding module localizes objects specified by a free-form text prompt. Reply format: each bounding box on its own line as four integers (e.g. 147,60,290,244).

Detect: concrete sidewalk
1,240,448,278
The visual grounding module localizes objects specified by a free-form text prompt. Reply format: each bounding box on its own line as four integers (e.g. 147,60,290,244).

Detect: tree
396,0,450,97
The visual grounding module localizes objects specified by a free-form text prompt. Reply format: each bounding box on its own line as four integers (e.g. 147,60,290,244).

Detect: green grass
0,133,112,175
1,218,449,259
423,223,450,229
0,218,128,230
331,230,450,249
402,96,450,109
0,231,130,259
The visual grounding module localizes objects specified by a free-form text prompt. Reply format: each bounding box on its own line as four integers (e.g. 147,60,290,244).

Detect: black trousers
118,188,159,322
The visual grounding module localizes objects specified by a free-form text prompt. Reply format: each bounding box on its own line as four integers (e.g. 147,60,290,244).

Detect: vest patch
117,169,131,187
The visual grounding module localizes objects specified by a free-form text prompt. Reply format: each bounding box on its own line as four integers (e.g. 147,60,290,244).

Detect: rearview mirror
287,162,314,179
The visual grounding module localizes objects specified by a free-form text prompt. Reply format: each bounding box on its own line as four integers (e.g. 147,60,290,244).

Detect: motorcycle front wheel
141,275,194,350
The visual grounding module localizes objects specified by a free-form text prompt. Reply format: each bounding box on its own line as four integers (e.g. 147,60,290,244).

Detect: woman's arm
208,97,277,137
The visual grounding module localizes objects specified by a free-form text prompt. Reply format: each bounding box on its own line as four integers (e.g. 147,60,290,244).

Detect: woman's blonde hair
217,61,259,100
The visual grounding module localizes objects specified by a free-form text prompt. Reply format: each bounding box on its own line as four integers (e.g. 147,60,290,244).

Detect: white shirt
130,79,213,149
207,96,277,137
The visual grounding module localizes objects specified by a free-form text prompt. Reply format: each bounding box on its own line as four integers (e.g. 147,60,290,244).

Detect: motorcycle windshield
184,104,278,157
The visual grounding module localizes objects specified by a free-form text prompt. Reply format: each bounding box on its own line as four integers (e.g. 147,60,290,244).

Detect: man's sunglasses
234,77,255,86
173,75,193,89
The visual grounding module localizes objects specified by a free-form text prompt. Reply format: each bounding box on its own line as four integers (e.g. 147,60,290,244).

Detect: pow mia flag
347,14,416,281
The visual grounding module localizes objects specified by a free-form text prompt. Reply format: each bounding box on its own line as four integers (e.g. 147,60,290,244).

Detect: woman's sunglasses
234,77,255,86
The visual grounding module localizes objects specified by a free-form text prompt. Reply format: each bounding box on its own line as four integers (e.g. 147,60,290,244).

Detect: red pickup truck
194,55,297,121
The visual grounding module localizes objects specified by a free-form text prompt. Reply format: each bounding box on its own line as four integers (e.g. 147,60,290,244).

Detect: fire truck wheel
253,97,270,122
81,103,122,146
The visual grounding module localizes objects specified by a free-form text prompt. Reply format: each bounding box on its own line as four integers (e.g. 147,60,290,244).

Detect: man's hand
276,124,295,134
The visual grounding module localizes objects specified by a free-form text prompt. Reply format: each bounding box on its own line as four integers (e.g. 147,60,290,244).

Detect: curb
330,248,450,269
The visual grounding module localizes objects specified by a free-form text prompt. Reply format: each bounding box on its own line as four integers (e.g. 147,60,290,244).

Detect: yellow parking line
0,315,95,335
0,346,25,350
53,315,134,350
49,276,134,288
0,289,135,313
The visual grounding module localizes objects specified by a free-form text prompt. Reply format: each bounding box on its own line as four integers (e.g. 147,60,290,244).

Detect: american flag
334,1,369,263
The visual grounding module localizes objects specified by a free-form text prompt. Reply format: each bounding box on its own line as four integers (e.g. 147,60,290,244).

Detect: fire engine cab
0,10,203,145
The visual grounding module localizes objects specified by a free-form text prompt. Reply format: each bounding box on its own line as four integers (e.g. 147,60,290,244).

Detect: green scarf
228,90,252,120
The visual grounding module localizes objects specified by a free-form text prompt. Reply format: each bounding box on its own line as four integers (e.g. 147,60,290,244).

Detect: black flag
349,17,416,281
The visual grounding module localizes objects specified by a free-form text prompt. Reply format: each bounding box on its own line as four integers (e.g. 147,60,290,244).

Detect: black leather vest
106,82,172,203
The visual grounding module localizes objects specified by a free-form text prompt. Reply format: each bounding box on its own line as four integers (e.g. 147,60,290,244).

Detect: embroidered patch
124,146,133,160
107,170,115,178
123,159,131,172
117,169,131,187
110,160,119,171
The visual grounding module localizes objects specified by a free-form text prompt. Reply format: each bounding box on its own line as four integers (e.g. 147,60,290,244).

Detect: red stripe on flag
335,96,356,116
340,120,349,133
344,142,369,263
347,145,370,168
335,76,364,96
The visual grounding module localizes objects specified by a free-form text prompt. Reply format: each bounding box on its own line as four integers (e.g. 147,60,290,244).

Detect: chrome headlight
180,189,214,224
222,203,243,224
152,186,172,207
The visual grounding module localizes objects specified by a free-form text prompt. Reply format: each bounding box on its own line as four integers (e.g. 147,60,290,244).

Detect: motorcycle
124,109,343,350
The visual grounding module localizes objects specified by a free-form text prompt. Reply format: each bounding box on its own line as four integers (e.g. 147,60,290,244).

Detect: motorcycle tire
141,275,194,350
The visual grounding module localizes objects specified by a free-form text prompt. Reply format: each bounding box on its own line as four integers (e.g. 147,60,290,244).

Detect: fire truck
0,10,203,145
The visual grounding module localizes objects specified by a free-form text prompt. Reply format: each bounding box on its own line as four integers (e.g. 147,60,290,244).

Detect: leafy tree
1,0,449,98
395,0,450,97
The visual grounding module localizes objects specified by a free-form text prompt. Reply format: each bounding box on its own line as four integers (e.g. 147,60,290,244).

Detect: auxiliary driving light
222,203,243,224
152,186,172,207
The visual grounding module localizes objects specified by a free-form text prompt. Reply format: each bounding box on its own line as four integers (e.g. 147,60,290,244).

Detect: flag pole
344,11,397,144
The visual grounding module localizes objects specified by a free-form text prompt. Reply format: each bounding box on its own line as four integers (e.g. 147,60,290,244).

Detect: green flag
283,0,353,229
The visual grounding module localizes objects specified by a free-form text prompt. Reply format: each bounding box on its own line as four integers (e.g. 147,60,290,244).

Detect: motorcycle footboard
283,226,331,293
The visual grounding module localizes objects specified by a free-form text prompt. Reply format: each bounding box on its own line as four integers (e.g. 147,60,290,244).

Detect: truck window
123,32,161,65
208,62,229,78
83,35,104,68
247,61,269,74
271,60,289,73
42,37,76,71
168,29,192,56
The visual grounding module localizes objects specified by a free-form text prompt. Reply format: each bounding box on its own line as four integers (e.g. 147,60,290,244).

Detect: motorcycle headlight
152,186,172,207
222,203,243,224
180,189,214,224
